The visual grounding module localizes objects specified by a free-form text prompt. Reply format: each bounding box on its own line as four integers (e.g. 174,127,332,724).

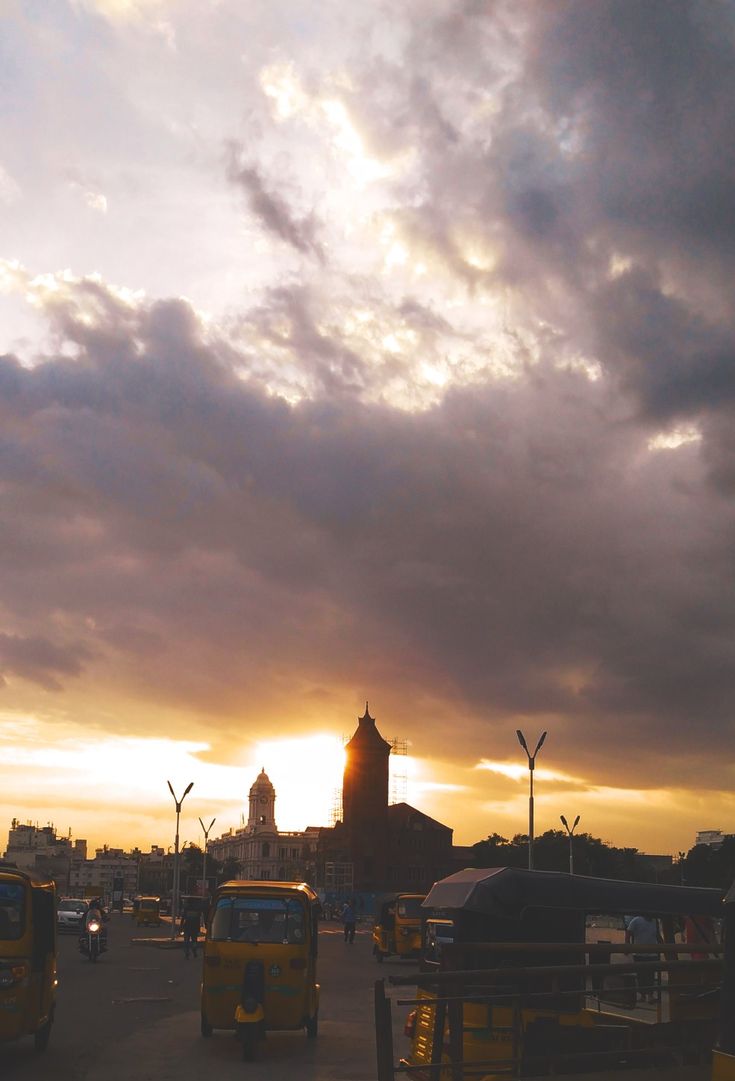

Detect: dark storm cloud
2,277,735,792
0,632,91,691
364,1,735,424
6,0,735,805
226,143,323,260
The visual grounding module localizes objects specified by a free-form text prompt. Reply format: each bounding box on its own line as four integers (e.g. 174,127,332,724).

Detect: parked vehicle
200,879,320,1060
56,897,89,933
0,863,57,1052
373,893,425,962
135,896,161,926
378,866,725,1080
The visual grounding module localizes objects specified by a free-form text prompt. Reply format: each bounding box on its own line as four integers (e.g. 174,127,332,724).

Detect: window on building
290,848,299,858
279,848,286,858
262,842,270,857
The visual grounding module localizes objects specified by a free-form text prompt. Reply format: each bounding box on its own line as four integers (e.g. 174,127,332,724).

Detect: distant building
69,845,138,900
136,845,172,896
209,770,319,883
696,830,730,849
3,820,74,893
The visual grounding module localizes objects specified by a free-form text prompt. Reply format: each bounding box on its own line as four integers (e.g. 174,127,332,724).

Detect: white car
57,897,89,932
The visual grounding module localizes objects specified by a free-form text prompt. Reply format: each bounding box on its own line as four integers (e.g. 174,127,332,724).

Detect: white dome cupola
247,768,277,831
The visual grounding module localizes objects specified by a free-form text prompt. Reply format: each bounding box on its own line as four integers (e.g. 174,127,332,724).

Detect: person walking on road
180,901,202,959
625,913,660,1003
342,899,356,944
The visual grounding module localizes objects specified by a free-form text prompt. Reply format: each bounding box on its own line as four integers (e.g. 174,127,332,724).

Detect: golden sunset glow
2,2,734,869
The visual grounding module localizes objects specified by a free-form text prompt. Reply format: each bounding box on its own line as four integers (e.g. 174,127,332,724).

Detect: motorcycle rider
80,897,108,955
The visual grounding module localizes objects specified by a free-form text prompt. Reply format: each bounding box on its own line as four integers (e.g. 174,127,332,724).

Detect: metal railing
375,941,724,1080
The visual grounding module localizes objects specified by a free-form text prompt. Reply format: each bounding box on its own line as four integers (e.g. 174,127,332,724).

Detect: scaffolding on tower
389,738,408,805
328,734,409,824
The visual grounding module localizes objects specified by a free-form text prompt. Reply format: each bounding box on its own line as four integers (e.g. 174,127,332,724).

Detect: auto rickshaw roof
217,879,318,902
423,866,723,918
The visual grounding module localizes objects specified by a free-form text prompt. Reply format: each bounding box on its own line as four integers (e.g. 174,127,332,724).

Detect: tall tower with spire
341,702,391,891
343,703,391,829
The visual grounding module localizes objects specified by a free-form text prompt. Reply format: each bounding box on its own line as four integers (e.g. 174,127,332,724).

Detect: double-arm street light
199,817,216,900
516,729,547,870
560,814,581,875
167,780,193,939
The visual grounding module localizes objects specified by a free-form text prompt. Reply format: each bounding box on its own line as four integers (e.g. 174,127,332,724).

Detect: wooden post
374,979,394,1081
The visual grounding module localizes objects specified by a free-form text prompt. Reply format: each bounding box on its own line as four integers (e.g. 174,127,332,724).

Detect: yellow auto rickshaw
0,863,57,1053
712,877,735,1080
136,896,161,926
373,893,425,962
200,879,320,1060
386,867,724,1081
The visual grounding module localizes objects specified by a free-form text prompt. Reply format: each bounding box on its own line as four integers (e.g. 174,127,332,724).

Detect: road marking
112,997,173,1005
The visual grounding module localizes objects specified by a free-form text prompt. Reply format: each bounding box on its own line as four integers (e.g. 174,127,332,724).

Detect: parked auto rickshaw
712,877,735,1080
136,896,161,926
387,866,724,1080
373,893,425,962
0,863,57,1053
200,879,320,1060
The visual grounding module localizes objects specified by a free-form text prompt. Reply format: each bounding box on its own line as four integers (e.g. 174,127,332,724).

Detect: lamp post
560,814,581,875
167,780,193,939
199,817,216,900
516,729,547,870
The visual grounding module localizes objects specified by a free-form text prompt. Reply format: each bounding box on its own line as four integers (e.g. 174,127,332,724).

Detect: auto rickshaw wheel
306,1011,318,1039
33,1019,52,1053
200,1012,213,1038
241,1027,259,1061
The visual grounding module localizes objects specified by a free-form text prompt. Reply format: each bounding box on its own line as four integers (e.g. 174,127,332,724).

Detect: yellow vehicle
712,877,735,1080
373,893,425,962
200,880,320,1060
385,867,724,1080
136,896,161,926
0,863,57,1053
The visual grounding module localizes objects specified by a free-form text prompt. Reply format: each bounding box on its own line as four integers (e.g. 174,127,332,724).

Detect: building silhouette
320,703,453,897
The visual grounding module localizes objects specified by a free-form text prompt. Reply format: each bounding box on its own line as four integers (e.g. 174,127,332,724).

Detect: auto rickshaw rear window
0,883,25,941
397,897,423,919
210,896,305,944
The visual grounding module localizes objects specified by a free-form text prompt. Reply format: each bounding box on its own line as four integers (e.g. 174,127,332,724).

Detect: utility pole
560,814,581,874
167,780,193,939
516,730,547,870
199,817,216,899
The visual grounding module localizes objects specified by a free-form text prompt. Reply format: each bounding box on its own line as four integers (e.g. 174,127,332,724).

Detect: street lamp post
560,814,581,875
199,817,216,900
167,780,193,939
516,730,547,871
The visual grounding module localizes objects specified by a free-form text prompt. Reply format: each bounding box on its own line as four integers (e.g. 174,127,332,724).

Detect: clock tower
247,768,276,832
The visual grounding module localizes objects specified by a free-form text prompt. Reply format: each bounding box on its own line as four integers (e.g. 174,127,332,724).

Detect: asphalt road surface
3,914,412,1081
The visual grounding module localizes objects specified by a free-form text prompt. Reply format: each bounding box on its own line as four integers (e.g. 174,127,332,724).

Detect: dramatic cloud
1,0,735,850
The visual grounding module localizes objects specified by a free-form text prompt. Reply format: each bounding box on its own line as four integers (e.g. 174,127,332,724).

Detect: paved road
3,915,411,1081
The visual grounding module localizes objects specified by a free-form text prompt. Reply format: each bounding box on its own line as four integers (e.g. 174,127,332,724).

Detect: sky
2,0,735,858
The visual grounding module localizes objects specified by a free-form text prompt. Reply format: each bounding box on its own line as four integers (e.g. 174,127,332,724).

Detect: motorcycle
79,912,107,963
